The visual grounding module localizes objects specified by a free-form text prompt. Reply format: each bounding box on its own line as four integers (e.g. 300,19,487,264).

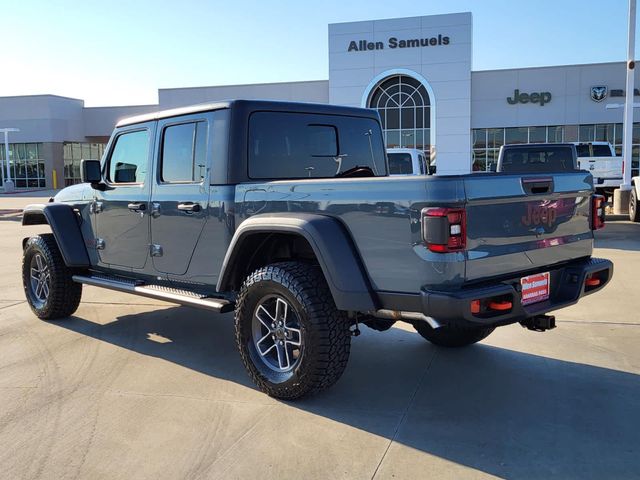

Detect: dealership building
1,11,639,189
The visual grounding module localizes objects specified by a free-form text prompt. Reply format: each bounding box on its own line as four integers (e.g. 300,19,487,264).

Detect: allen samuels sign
347,35,450,52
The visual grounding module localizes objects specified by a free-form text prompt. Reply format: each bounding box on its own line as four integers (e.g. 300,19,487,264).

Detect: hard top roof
116,99,380,127
502,143,575,148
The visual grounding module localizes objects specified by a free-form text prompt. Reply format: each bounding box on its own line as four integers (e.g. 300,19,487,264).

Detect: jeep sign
507,89,552,106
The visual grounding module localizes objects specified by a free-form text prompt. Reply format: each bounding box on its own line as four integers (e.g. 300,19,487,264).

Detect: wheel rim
631,193,636,217
29,253,50,306
251,295,303,373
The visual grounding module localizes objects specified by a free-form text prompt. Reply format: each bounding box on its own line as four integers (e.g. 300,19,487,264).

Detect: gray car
21,100,613,399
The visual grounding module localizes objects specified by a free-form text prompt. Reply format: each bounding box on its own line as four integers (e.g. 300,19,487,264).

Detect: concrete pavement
0,195,638,479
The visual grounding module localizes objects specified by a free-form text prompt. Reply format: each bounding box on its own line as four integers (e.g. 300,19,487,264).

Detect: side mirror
81,159,102,185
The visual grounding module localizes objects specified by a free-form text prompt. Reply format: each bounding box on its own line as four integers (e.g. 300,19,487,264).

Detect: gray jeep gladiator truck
21,100,613,399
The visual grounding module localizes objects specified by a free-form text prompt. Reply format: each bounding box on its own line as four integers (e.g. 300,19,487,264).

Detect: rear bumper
419,257,613,327
595,178,622,188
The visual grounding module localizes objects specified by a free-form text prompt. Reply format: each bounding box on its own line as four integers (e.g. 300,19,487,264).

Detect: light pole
0,128,19,193
613,0,637,214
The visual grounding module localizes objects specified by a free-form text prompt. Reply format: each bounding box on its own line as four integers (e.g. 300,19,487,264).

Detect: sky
0,0,634,106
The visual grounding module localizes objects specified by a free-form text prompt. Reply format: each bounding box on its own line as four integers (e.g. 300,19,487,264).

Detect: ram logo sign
591,86,608,102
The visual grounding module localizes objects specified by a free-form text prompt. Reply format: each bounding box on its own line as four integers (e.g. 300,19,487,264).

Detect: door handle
178,202,201,213
127,202,147,212
522,177,554,195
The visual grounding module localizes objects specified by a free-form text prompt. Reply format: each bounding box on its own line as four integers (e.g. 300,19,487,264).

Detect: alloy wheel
29,254,50,306
251,295,303,373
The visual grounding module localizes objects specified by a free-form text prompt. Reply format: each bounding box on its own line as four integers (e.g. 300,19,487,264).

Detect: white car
387,148,433,176
573,142,622,196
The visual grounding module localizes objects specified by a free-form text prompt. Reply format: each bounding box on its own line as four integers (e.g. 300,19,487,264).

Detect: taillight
421,207,466,253
591,194,605,230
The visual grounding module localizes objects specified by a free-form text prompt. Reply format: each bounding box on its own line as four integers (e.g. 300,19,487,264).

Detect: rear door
463,172,594,281
149,114,211,275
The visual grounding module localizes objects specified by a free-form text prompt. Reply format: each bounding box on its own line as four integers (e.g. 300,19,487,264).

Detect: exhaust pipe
368,309,441,329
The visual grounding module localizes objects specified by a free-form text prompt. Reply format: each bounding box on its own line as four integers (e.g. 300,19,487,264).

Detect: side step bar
72,274,235,314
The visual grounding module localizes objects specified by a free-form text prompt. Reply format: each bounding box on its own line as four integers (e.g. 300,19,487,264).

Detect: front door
150,115,210,275
95,124,154,269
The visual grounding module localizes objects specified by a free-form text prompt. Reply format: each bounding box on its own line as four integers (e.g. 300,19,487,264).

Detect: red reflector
470,300,481,314
488,300,512,311
585,277,601,287
429,244,448,253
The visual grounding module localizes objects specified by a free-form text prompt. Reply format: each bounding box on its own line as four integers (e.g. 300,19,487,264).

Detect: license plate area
521,272,550,306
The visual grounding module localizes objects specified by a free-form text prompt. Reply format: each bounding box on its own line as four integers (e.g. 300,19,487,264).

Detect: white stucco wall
328,13,473,174
158,80,329,109
83,105,159,138
0,95,85,143
471,62,639,129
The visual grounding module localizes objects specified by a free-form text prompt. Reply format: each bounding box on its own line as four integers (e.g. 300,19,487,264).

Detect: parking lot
0,192,639,480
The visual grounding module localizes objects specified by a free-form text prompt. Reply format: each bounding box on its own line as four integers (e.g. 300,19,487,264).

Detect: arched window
367,74,431,151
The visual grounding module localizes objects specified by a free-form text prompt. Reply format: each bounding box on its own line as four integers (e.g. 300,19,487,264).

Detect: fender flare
22,203,90,268
217,213,377,312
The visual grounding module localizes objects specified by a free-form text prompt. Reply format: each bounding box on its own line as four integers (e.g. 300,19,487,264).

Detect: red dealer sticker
520,272,550,306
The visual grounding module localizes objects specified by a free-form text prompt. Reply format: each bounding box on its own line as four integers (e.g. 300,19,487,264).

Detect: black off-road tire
22,234,82,320
235,262,351,399
414,322,495,348
630,188,640,222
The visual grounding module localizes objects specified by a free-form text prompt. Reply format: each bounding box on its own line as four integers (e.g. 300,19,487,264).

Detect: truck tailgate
463,172,594,282
578,157,622,180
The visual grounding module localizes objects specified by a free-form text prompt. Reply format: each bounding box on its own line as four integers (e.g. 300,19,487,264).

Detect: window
579,125,596,142
472,149,486,171
0,143,46,188
248,112,386,179
528,126,546,143
501,146,576,173
367,74,431,151
473,129,487,148
161,122,207,182
63,142,105,186
575,144,591,157
388,153,413,174
547,126,564,143
592,144,612,157
487,129,504,148
419,154,427,174
472,122,639,176
595,124,614,143
108,130,149,184
505,127,528,144
564,125,579,142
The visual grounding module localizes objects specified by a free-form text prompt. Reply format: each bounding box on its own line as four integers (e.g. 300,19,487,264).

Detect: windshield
500,146,576,173
388,153,413,174
575,144,591,157
592,144,612,157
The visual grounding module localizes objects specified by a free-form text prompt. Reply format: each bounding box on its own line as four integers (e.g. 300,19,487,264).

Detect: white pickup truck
573,142,622,196
387,148,433,175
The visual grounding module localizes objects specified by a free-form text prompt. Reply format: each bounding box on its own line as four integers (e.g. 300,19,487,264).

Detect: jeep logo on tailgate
522,204,557,227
